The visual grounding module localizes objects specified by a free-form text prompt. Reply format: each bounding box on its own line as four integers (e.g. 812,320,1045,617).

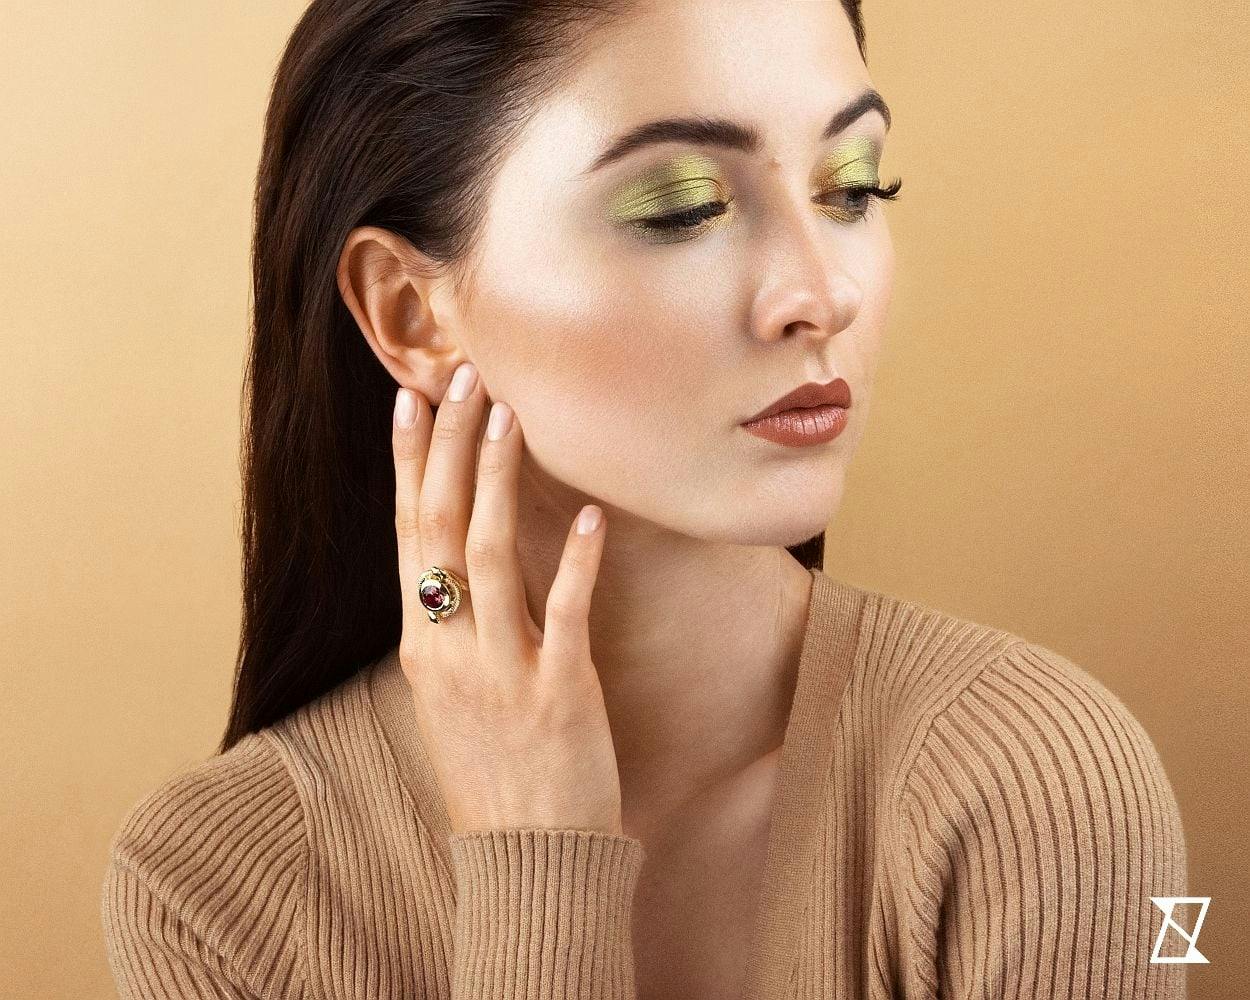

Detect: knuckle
394,508,422,540
430,417,462,445
546,596,586,628
477,448,509,480
418,504,453,537
464,532,501,566
404,634,476,706
398,634,426,685
398,636,416,675
563,547,595,576
392,429,421,460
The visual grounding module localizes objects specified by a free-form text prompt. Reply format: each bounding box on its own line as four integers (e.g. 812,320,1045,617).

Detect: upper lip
742,378,852,423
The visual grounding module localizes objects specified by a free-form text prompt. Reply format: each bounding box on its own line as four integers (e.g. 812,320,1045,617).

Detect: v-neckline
737,567,869,999
367,565,870,1000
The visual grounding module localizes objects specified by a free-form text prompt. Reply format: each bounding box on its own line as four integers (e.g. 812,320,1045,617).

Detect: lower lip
741,404,849,446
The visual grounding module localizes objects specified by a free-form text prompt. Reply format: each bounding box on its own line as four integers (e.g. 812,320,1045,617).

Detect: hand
391,361,625,837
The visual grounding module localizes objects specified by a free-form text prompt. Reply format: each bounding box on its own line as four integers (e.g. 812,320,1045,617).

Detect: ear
336,225,468,404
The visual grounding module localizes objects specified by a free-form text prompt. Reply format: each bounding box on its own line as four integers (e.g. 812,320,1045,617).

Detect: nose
748,209,862,347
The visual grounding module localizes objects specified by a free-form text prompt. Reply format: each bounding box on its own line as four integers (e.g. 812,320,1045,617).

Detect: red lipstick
740,378,852,447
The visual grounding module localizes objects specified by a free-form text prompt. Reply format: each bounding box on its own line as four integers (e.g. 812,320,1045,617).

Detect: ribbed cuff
448,828,645,1000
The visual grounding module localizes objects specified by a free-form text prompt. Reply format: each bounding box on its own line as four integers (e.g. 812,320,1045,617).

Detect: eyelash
635,176,904,234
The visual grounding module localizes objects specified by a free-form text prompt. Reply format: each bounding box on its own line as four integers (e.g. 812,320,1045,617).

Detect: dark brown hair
221,0,867,752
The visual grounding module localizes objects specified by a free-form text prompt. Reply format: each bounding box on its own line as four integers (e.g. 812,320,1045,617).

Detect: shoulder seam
107,852,293,996
888,636,1027,818
104,728,313,998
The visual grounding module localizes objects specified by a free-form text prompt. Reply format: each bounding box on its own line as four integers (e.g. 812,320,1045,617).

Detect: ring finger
419,360,487,626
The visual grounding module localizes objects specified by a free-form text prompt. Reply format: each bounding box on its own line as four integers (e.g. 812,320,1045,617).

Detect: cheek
461,253,730,485
861,229,894,374
873,220,895,304
832,223,894,399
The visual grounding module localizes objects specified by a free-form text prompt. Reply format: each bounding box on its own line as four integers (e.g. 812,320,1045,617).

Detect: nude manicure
486,401,513,440
448,362,478,402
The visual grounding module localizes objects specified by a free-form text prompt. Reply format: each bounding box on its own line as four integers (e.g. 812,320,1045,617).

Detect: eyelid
813,135,881,188
604,137,887,237
606,152,728,222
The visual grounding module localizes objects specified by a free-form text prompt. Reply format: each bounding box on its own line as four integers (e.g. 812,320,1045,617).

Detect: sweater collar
741,566,870,997
366,565,870,991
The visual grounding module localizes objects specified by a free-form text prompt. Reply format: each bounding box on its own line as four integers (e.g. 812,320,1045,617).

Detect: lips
742,378,852,423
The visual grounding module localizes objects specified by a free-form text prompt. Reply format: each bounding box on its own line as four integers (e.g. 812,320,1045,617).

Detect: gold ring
416,565,469,624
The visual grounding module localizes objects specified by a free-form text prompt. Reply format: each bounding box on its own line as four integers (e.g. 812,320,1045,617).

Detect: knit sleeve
899,640,1189,999
100,730,309,1000
447,827,646,1000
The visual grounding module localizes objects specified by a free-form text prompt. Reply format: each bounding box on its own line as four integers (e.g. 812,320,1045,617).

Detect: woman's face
436,0,895,551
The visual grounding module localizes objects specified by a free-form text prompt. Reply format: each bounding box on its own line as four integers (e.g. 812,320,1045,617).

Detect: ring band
417,565,469,624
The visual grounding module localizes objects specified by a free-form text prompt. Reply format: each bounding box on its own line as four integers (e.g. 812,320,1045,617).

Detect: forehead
522,1,875,177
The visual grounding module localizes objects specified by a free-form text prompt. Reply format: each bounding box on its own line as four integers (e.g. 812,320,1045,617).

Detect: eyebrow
581,88,891,177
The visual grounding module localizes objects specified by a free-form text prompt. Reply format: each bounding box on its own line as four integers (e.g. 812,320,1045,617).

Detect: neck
512,464,818,820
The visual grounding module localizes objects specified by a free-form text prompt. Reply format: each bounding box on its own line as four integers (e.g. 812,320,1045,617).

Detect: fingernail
447,362,477,403
395,388,417,428
486,400,513,441
576,505,602,535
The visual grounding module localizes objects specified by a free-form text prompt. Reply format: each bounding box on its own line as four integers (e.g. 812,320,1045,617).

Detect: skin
339,2,893,991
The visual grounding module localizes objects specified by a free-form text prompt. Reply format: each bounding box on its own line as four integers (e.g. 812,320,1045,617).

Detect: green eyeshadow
605,152,727,225
814,135,880,189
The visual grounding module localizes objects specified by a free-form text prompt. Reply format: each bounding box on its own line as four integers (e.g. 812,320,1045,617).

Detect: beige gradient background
2,2,1246,997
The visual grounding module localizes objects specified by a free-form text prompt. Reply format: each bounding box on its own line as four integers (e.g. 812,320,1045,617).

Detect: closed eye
636,174,903,234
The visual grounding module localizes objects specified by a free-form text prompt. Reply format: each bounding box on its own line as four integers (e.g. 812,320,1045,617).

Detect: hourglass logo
1149,897,1211,964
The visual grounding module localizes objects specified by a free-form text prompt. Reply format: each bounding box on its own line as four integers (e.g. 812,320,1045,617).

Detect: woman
101,1,1189,998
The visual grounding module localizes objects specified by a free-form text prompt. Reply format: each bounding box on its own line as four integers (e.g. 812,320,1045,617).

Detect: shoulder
856,588,1185,834
905,637,1187,850
105,727,307,884
102,728,308,968
850,584,1025,710
103,658,382,882
893,638,1189,987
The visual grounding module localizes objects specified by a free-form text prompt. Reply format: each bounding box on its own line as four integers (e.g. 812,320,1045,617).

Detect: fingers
464,398,534,665
393,384,435,627
392,362,604,677
415,361,488,629
539,505,605,671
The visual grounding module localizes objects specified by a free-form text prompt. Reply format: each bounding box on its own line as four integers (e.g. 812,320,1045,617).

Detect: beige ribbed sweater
101,567,1189,998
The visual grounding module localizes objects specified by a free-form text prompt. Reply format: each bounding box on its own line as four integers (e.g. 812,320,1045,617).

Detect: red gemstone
420,582,446,611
